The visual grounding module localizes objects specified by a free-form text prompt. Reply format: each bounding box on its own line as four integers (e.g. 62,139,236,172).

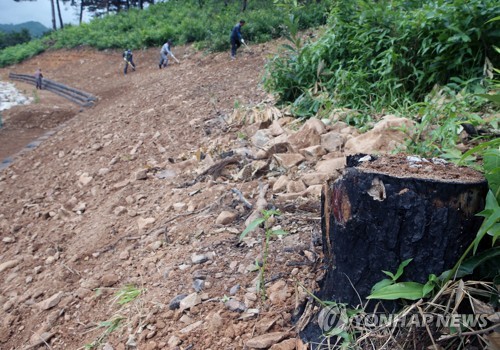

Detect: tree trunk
241,0,247,11
300,154,488,344
50,0,57,30
79,0,84,24
56,0,64,29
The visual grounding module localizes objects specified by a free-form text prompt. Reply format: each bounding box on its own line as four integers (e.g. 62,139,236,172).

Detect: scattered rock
288,126,321,149
321,132,344,152
173,202,187,212
119,250,130,260
246,332,288,349
193,279,205,292
272,175,289,193
137,217,156,231
179,292,201,312
315,157,346,173
301,172,330,186
215,211,238,225
270,338,297,350
29,332,55,347
273,153,305,169
225,298,247,312
344,115,414,154
169,294,188,310
268,120,285,136
38,292,63,310
0,260,19,273
180,320,203,334
301,145,326,160
134,169,148,180
251,129,273,148
79,173,93,186
114,206,127,216
191,253,209,264
286,180,306,193
229,284,240,296
126,334,137,348
100,273,119,287
168,335,181,347
303,118,326,134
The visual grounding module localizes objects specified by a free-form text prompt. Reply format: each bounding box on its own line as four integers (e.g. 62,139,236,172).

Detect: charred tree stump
301,154,488,344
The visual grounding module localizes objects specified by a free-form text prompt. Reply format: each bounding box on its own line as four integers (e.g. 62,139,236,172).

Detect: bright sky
0,0,88,28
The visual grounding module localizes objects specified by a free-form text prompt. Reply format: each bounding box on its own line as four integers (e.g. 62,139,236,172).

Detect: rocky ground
0,42,417,350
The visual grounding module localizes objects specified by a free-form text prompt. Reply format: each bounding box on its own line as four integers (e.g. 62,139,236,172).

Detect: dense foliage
0,0,329,67
0,29,32,50
264,0,500,118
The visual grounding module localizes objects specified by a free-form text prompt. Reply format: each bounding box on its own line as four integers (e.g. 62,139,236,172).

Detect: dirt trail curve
0,43,323,350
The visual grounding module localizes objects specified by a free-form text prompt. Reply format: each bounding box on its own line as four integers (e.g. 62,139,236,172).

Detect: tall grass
263,0,500,117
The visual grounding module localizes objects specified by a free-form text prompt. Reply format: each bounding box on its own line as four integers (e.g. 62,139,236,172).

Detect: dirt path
0,43,325,350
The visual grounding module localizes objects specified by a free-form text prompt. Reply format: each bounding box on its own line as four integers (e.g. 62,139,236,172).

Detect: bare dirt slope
0,44,323,350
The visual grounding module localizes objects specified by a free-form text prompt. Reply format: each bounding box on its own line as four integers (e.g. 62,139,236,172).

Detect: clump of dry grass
315,280,499,350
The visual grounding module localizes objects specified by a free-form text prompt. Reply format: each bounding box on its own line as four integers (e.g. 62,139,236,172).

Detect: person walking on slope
230,20,245,60
159,40,179,68
34,68,43,89
122,49,136,75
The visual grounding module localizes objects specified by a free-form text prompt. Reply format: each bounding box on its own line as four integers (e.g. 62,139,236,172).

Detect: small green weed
240,209,287,300
112,285,143,305
32,89,40,103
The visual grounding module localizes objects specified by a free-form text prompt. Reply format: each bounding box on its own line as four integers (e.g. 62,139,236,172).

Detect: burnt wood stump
301,154,488,344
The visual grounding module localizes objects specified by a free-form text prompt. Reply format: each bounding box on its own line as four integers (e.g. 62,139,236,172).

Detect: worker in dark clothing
34,68,43,89
122,49,136,75
230,20,246,60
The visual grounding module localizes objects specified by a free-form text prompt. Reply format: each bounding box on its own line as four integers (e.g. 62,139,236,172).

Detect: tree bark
56,0,64,29
300,154,488,345
50,0,57,30
79,0,84,24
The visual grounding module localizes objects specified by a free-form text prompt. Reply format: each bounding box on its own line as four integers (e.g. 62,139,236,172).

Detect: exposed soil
0,43,324,350
0,39,489,350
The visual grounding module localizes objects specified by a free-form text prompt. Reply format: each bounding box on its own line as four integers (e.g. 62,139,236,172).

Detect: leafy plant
264,0,500,118
368,259,439,301
240,209,287,300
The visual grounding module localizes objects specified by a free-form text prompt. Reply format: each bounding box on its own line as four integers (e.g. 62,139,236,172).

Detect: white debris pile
0,81,32,111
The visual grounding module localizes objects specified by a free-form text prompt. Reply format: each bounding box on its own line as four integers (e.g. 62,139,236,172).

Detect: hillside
0,33,494,348
0,41,334,350
0,22,49,37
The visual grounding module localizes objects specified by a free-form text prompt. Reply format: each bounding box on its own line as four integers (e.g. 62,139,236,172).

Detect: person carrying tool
230,19,246,60
159,40,179,69
34,68,43,89
122,49,136,75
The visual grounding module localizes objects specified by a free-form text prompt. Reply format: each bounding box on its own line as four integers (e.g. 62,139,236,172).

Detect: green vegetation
264,0,500,118
240,209,287,300
84,285,144,349
0,0,329,67
0,28,32,50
